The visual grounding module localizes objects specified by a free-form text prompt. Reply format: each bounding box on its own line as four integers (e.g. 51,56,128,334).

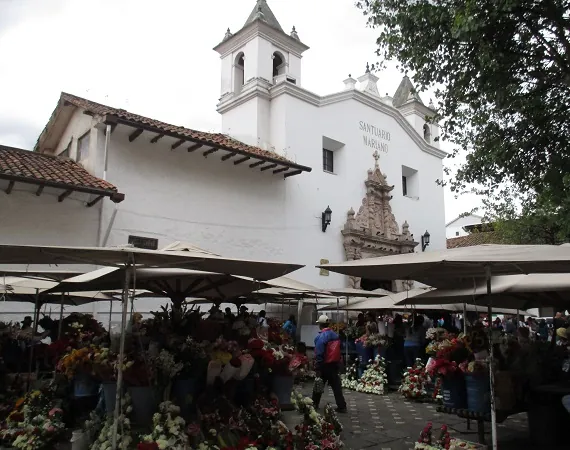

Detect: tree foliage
356,0,570,240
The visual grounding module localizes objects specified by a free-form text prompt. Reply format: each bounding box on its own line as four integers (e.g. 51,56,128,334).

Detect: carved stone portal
342,154,418,291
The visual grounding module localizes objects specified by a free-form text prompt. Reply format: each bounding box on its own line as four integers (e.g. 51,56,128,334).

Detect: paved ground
297,385,547,450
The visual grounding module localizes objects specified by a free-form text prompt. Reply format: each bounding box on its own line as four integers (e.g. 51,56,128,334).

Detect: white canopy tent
317,243,570,450
0,243,304,450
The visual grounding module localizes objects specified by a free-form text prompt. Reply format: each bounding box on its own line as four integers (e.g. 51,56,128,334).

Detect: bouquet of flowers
400,359,428,400
140,401,188,450
290,390,344,450
341,360,359,390
1,388,65,450
426,328,447,341
91,346,117,382
415,422,451,449
344,324,364,340
459,360,488,375
366,333,391,348
354,356,387,395
57,345,97,379
426,338,470,378
91,394,133,450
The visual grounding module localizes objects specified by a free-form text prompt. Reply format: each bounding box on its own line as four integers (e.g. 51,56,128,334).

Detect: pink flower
48,408,62,417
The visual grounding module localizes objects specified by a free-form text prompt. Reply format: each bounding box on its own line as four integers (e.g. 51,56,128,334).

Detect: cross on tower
372,150,380,168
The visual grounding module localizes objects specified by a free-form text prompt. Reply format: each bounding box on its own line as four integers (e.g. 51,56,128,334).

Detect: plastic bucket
102,383,117,415
128,386,159,427
441,375,467,409
172,379,197,417
271,375,294,410
465,374,490,413
73,373,99,398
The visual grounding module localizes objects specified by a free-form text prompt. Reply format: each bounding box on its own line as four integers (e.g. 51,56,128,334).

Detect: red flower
137,444,159,450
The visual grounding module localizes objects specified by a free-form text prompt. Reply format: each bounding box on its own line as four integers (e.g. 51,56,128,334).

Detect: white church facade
0,1,447,308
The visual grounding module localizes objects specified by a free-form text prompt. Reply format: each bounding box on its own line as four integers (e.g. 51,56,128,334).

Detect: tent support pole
463,303,467,334
111,263,132,450
486,266,497,450
108,299,113,333
27,289,40,391
58,293,64,340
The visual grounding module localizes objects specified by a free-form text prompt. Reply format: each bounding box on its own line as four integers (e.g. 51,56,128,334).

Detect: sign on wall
128,235,159,250
319,259,330,276
359,121,390,153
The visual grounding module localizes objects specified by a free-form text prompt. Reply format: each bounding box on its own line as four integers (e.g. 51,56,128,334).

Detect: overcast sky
0,0,482,221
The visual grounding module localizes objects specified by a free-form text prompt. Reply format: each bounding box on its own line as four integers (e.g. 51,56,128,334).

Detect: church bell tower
213,0,309,148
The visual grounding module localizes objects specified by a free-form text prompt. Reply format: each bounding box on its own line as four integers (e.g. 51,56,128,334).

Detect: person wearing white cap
312,314,347,412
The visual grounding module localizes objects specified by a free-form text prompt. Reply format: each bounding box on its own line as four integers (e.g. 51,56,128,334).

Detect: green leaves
357,0,570,237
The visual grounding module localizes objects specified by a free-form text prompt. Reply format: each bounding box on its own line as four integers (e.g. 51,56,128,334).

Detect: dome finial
365,62,370,73
290,25,299,40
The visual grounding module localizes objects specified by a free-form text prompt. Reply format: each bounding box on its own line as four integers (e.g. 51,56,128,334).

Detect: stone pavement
299,385,537,450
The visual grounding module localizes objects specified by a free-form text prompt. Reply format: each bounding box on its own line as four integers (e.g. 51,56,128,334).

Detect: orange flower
14,397,24,409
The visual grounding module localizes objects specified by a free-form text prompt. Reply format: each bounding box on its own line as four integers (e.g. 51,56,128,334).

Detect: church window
59,139,71,158
423,123,431,143
77,131,90,161
234,52,245,93
402,165,418,198
323,149,334,173
272,51,286,78
456,231,460,236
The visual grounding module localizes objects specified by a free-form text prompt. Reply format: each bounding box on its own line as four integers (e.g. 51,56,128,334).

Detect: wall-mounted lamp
321,206,332,232
421,230,430,252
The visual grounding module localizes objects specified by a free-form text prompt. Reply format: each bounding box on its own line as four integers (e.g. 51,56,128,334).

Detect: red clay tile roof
447,232,502,249
0,145,122,198
59,93,311,172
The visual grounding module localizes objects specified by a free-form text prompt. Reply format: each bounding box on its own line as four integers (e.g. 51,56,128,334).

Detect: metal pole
486,266,497,450
463,303,468,334
108,299,113,333
111,265,131,450
58,293,64,340
27,289,40,390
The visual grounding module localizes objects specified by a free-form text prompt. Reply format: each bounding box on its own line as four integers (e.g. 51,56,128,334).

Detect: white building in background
445,214,483,239
0,0,447,322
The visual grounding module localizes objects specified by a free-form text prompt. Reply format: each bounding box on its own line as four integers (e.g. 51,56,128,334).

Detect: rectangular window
59,140,71,158
402,165,419,198
77,131,90,161
323,149,334,172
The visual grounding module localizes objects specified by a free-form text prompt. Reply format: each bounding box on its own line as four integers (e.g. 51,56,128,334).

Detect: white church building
0,0,446,318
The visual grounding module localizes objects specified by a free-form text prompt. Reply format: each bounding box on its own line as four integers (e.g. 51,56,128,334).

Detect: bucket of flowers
427,338,470,409
138,401,188,450
57,345,100,397
354,355,388,395
400,358,428,401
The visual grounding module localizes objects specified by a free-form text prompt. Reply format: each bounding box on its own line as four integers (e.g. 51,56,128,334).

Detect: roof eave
104,114,312,175
0,173,125,204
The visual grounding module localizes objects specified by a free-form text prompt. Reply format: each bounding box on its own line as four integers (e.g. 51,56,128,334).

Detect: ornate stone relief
342,152,418,290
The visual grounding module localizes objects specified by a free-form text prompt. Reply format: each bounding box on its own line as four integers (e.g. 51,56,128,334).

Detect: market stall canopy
0,270,83,281
47,267,265,302
1,291,118,306
318,288,532,315
0,244,303,280
395,273,570,310
0,276,58,295
317,244,570,287
308,287,392,297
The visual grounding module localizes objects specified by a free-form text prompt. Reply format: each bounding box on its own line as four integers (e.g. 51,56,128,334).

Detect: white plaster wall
266,93,446,288
446,215,483,238
53,108,97,172
222,95,271,148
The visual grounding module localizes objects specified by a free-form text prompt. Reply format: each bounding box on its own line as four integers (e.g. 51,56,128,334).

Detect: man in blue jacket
312,314,347,412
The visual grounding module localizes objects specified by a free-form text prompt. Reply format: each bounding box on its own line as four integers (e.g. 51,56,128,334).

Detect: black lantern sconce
421,230,430,252
321,206,332,232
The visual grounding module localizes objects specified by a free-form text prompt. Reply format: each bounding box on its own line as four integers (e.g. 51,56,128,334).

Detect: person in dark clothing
404,314,426,367
312,314,347,413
